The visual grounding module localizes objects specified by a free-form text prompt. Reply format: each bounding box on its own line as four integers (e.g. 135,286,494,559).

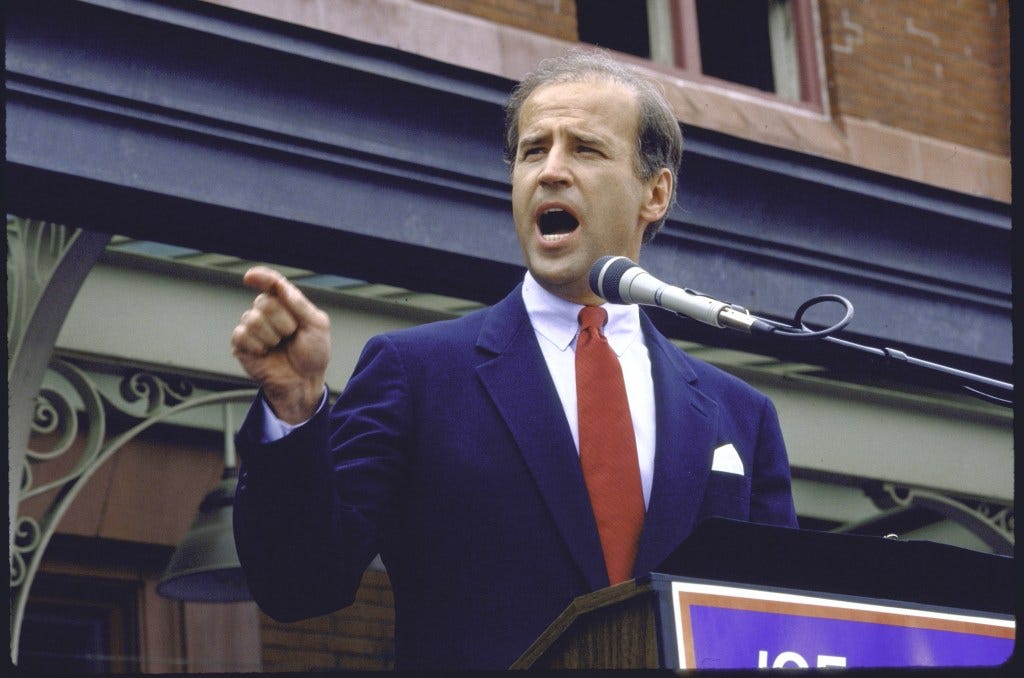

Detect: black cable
758,294,855,340
750,294,1013,408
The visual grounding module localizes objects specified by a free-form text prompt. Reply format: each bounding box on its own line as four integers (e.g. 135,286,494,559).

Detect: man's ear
639,167,673,224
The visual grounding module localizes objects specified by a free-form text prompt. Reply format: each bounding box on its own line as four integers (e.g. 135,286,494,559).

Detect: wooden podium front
510,579,667,669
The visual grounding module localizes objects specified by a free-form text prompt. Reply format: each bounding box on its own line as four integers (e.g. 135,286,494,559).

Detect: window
19,573,141,674
577,0,823,106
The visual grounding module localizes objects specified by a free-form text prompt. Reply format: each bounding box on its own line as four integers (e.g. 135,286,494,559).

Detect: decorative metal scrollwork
29,389,81,460
20,360,107,502
873,482,1014,556
10,517,40,590
120,371,195,412
10,352,256,660
6,218,78,364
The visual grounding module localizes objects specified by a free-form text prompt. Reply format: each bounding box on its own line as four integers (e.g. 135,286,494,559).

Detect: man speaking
230,49,798,670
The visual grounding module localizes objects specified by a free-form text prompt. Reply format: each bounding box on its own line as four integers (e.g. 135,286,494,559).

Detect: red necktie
575,305,645,585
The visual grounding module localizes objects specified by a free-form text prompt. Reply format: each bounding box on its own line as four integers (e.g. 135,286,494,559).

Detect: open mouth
538,208,580,241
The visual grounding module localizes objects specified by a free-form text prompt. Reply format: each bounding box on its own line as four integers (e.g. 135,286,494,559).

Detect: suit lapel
633,315,719,577
474,287,609,590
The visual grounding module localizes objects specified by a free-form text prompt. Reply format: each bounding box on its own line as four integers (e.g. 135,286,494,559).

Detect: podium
511,519,1015,670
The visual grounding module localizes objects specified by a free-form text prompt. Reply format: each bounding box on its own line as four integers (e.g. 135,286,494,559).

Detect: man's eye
521,147,545,159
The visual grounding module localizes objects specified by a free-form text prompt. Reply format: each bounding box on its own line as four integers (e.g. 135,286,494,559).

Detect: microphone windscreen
589,256,637,303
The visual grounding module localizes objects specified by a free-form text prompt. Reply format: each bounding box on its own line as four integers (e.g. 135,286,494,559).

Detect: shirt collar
521,271,643,356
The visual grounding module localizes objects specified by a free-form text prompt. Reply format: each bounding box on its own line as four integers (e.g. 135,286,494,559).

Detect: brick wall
259,569,396,671
416,0,577,40
822,0,1009,155
414,0,1009,156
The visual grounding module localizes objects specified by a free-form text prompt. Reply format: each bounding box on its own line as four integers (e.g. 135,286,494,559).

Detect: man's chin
528,268,594,304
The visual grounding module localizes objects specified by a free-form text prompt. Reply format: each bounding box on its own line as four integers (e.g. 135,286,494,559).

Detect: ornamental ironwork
9,353,255,662
869,482,1014,555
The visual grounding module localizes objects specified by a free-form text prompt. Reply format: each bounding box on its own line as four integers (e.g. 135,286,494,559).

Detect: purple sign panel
670,581,1014,670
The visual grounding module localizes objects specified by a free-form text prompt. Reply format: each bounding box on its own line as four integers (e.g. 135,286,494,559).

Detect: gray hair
503,49,683,243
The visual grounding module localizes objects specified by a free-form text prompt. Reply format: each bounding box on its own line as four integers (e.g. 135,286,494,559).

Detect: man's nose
538,147,572,186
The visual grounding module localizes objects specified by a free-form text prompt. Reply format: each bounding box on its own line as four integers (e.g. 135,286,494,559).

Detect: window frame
19,571,142,674
578,0,826,110
668,0,824,107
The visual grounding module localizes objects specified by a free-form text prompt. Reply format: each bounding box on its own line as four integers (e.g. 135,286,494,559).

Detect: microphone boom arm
756,295,1013,408
590,256,1013,408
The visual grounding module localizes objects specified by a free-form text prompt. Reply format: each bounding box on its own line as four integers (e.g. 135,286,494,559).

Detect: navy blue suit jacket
233,284,797,670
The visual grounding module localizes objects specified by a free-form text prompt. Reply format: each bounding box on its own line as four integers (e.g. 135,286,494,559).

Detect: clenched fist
231,266,331,424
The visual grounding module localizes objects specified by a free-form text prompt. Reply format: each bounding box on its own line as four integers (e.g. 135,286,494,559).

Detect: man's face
511,78,670,305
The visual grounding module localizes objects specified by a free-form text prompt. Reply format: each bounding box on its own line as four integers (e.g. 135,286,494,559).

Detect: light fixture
157,405,252,602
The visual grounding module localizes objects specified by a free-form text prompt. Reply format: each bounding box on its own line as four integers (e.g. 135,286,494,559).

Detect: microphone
589,256,774,335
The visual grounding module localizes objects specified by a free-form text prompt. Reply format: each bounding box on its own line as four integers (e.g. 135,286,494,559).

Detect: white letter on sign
817,655,847,668
757,651,848,669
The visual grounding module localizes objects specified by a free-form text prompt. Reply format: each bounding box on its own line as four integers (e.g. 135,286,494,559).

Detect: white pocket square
711,443,744,475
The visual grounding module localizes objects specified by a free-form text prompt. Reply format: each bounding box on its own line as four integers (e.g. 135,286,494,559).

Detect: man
230,50,798,670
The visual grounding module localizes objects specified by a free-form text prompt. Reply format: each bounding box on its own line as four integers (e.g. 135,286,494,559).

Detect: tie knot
578,305,608,332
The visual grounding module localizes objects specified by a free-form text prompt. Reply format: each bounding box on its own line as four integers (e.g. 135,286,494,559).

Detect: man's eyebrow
573,131,607,147
517,131,548,148
519,129,608,148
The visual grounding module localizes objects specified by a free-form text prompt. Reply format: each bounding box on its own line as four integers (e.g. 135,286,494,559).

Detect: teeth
541,232,571,242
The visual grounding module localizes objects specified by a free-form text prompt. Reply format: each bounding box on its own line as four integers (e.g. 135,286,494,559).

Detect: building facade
7,0,1012,671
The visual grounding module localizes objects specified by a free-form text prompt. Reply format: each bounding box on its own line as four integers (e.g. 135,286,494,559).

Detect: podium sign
665,577,1015,670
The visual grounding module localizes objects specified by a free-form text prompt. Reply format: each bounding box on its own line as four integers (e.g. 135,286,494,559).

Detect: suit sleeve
233,334,411,622
749,396,799,528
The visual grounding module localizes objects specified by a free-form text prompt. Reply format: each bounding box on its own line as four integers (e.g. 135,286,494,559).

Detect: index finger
242,266,321,324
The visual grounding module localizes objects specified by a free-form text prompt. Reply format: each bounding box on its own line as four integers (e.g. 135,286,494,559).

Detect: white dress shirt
521,272,656,508
261,272,657,507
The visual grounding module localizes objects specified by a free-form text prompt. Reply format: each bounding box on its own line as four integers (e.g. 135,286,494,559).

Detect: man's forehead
526,75,635,104
519,77,639,130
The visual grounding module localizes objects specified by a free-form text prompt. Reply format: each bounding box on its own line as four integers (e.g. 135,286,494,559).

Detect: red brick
259,567,396,672
822,0,1009,154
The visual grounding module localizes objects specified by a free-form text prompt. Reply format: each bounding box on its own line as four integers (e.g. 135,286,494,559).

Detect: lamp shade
157,468,252,602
